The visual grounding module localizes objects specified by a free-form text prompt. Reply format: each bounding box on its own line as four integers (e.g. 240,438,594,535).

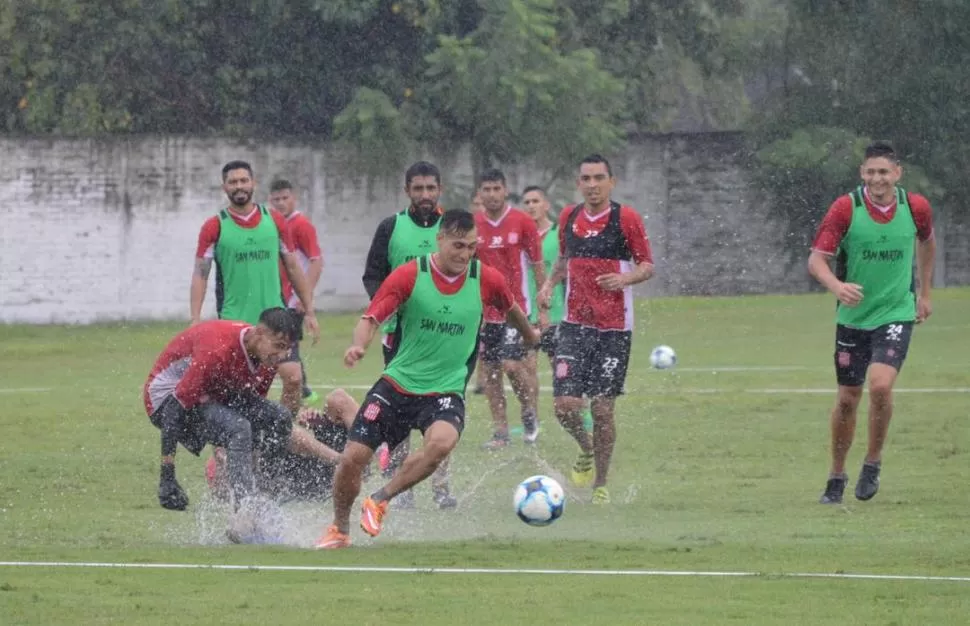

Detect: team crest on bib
363,402,381,422
508,232,519,244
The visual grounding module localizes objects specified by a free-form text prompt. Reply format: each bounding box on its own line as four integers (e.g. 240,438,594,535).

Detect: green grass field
2,290,969,625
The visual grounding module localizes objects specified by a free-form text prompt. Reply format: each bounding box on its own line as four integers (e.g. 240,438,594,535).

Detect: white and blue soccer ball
649,345,677,370
513,475,565,527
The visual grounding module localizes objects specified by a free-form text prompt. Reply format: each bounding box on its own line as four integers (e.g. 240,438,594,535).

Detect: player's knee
278,362,302,386
554,396,584,416
868,379,894,403
341,441,374,470
225,418,253,449
325,388,354,414
424,424,459,459
836,387,863,412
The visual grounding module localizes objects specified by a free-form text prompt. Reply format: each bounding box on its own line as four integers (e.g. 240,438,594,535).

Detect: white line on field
296,384,970,395
1,385,969,395
0,561,968,583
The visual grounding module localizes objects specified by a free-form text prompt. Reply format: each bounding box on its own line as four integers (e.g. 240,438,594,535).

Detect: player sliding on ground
315,209,539,549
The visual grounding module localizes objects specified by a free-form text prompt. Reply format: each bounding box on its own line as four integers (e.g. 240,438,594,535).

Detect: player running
538,154,654,504
475,169,547,448
810,141,935,504
315,209,539,549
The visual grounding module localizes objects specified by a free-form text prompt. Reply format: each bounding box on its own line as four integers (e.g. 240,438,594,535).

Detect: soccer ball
649,345,677,370
513,475,565,527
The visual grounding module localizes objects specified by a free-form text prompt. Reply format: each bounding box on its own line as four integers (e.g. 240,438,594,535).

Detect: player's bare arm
538,256,567,308
345,316,380,367
282,252,320,342
189,257,212,324
807,250,863,307
596,261,654,291
505,304,540,348
306,256,324,297
915,236,935,323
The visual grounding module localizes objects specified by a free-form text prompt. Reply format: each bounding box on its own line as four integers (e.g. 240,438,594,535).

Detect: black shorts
538,325,558,359
148,393,293,458
480,322,527,364
835,322,913,386
553,322,632,398
348,378,465,451
279,310,305,363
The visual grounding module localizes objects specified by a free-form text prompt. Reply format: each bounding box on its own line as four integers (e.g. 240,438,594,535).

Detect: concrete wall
0,134,963,323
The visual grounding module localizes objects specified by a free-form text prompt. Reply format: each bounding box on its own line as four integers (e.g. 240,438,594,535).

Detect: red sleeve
254,371,276,398
293,219,322,259
558,205,574,255
479,265,515,314
173,340,221,409
195,217,221,258
907,193,934,242
520,213,542,264
619,207,653,265
271,210,294,255
811,196,853,254
363,261,419,324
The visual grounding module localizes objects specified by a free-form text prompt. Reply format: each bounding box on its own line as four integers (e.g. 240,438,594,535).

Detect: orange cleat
359,497,389,537
313,525,352,550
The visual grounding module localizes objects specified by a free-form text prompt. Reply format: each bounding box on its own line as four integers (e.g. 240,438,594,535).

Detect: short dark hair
258,307,302,343
405,161,441,187
222,160,253,181
439,209,475,237
864,141,899,163
269,179,293,192
477,168,506,187
579,154,613,177
522,185,545,197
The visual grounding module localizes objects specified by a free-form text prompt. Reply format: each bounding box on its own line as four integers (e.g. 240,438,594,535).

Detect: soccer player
522,186,564,367
471,191,488,395
206,388,359,503
269,179,324,407
361,161,457,509
190,160,320,415
475,169,547,448
314,209,539,549
538,154,654,504
809,141,935,504
143,308,340,542
522,185,593,432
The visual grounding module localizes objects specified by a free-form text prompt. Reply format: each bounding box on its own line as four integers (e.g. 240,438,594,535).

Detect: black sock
371,488,390,503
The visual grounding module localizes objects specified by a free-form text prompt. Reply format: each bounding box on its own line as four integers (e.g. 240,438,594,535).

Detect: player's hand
916,295,932,323
158,468,189,511
834,282,864,307
304,313,321,345
595,273,628,291
521,326,541,348
537,285,552,309
538,309,550,329
344,345,366,368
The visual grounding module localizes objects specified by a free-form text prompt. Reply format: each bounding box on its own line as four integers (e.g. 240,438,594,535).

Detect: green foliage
333,87,410,178
753,126,871,254
422,0,625,173
0,0,751,187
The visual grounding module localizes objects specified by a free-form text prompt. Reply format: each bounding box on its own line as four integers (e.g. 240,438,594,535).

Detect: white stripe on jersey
147,357,190,413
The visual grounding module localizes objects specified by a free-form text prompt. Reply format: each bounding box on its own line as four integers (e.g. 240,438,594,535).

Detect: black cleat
819,475,847,504
433,486,458,510
855,463,881,501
